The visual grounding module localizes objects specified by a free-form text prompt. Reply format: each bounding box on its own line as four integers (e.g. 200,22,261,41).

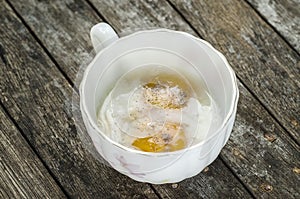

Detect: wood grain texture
7,0,102,82
90,0,197,35
87,0,300,198
246,0,300,53
0,107,66,198
0,1,158,198
168,0,300,144
5,0,254,197
221,81,300,198
2,0,299,198
152,159,252,199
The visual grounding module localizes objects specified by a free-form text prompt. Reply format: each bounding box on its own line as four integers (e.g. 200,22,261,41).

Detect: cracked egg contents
132,122,186,152
97,66,216,152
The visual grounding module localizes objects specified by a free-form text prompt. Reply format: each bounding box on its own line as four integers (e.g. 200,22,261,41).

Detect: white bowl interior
81,30,236,145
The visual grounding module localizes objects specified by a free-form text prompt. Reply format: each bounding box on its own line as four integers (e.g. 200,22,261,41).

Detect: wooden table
1,0,299,198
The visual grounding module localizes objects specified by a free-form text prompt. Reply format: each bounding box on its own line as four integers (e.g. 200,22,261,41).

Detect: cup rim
80,28,239,156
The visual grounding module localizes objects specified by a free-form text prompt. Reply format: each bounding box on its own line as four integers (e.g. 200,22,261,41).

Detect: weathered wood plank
167,0,300,144
7,0,101,81
5,0,299,198
0,106,66,198
0,1,158,198
5,0,253,197
246,0,300,53
152,159,252,199
87,0,300,197
221,82,300,198
6,0,197,82
89,0,197,35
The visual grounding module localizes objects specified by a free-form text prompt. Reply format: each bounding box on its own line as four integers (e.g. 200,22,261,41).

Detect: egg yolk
132,122,187,152
131,81,189,152
143,82,187,109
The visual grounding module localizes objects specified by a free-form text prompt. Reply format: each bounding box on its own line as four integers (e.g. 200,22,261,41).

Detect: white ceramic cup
79,23,239,184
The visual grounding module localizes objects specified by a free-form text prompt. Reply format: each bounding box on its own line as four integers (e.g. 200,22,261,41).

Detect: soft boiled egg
97,65,214,152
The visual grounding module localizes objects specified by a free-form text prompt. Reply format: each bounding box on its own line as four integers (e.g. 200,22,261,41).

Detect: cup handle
90,23,119,53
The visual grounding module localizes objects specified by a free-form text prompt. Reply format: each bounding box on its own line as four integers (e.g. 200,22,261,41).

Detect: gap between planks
85,0,109,23
244,0,300,56
8,0,297,150
6,0,297,196
219,157,256,198
164,1,260,195
3,0,162,198
165,0,300,147
4,0,74,88
3,0,298,197
0,100,71,199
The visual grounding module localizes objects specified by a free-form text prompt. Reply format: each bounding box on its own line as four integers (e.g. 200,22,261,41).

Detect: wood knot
172,184,178,189
203,167,209,172
260,183,273,192
293,167,300,174
233,148,240,156
232,148,245,159
291,119,298,127
263,133,277,142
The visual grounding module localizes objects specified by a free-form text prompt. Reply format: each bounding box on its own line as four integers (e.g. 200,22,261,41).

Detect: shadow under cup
80,30,238,183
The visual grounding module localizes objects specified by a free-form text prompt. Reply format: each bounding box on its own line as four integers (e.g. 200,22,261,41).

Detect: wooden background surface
0,0,299,198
